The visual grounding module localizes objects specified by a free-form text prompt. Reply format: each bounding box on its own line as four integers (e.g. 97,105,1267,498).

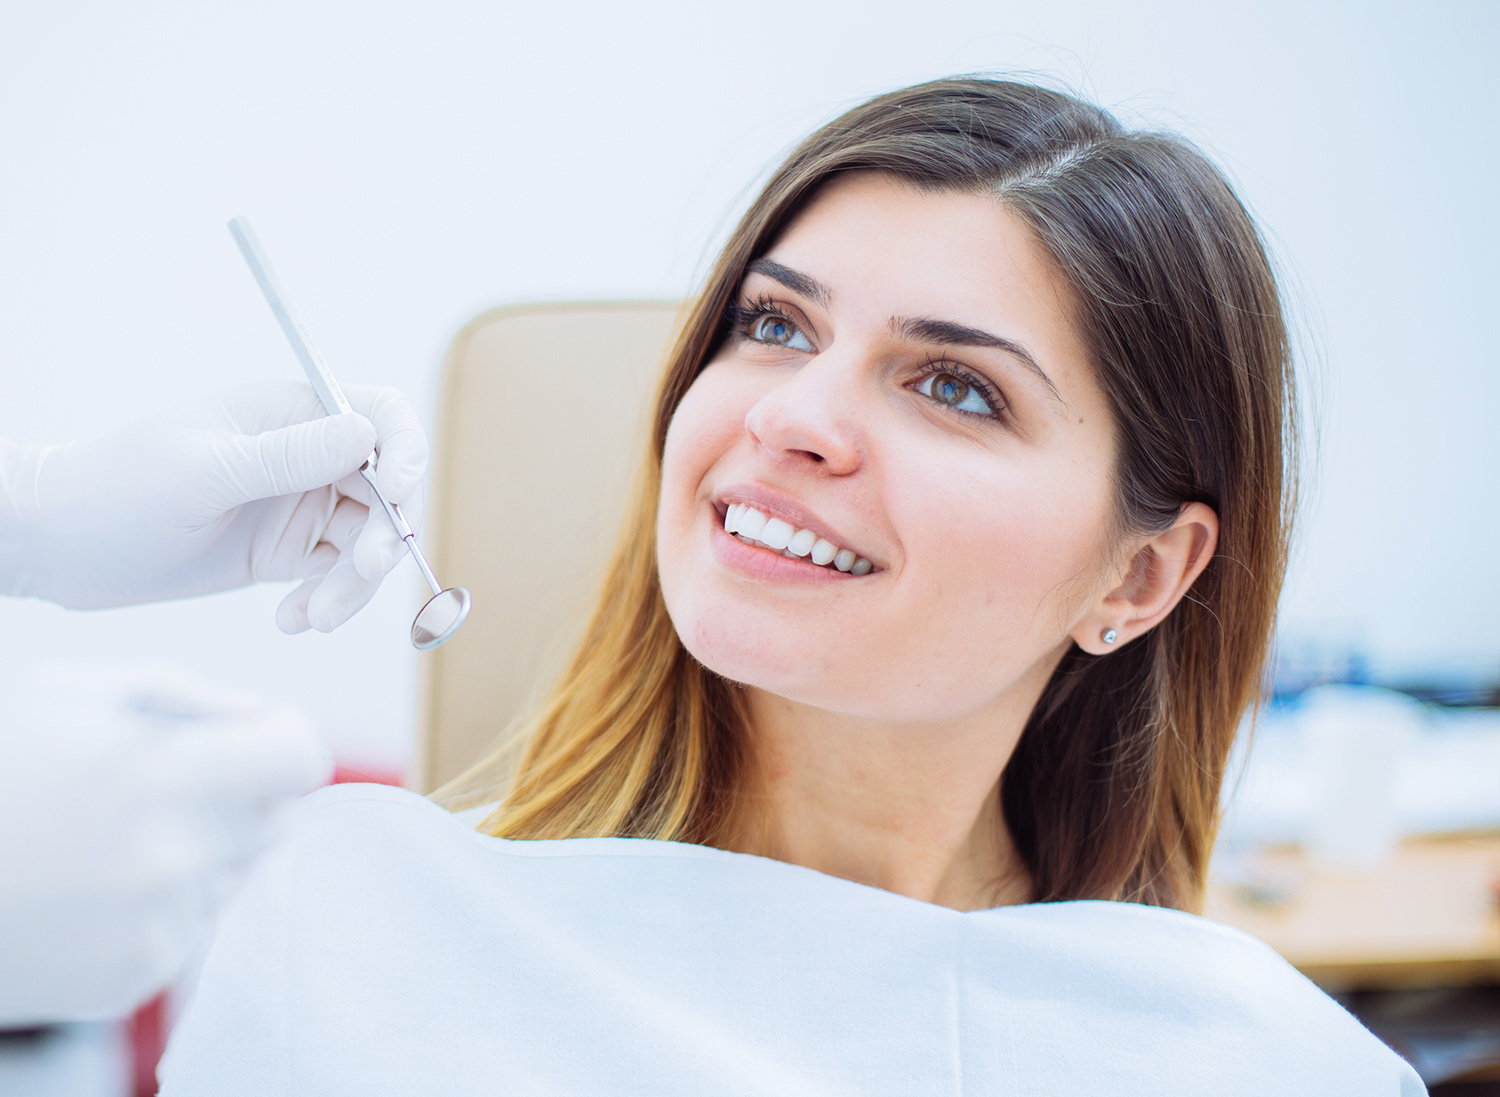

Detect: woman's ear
1072,502,1219,655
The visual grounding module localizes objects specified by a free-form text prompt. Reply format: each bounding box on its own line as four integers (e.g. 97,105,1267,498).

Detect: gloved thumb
223,413,377,507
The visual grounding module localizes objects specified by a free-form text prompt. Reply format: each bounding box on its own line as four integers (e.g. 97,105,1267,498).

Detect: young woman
160,79,1420,1094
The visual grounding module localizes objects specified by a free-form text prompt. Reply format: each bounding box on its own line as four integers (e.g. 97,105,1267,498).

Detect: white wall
2,0,1495,771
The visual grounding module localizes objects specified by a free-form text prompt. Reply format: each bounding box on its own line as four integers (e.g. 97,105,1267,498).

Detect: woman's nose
742,355,864,475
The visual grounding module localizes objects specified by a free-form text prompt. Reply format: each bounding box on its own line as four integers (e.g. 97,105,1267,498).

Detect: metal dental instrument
228,216,471,651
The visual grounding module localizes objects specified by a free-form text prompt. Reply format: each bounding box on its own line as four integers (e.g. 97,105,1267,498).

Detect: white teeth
759,517,793,551
736,507,768,540
722,502,875,576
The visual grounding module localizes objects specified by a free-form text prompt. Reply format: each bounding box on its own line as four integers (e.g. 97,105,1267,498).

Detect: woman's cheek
656,368,751,603
904,465,1101,652
659,389,717,522
663,368,749,481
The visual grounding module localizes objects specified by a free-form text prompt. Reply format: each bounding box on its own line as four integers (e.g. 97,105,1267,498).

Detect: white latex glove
0,663,333,1026
0,379,428,633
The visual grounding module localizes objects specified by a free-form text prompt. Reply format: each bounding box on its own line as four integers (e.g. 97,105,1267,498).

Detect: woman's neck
722,688,1037,912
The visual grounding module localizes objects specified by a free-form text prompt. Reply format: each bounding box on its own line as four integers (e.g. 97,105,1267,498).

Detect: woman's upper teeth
723,504,873,575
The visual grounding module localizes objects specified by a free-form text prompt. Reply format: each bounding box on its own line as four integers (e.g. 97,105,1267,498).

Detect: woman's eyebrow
895,316,1063,404
745,258,831,308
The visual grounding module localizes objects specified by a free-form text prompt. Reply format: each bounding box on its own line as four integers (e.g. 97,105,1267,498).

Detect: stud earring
1101,628,1118,645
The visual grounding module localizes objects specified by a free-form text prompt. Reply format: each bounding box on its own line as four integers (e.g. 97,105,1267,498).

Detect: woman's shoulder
982,893,1351,1024
279,781,751,870
964,899,1419,1092
980,892,1317,978
286,781,489,846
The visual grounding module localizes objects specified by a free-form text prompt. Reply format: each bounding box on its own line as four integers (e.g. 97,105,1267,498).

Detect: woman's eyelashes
726,299,814,352
910,361,1006,420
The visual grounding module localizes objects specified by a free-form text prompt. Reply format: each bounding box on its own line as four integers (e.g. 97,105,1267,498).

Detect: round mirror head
411,587,471,651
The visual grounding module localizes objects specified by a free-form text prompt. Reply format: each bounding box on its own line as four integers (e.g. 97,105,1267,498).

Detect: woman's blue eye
749,313,813,351
916,371,995,416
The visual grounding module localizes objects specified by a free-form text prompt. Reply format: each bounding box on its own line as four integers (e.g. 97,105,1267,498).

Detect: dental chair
415,302,682,794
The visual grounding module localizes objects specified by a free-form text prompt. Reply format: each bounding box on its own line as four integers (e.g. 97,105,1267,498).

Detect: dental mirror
229,215,472,651
412,587,473,650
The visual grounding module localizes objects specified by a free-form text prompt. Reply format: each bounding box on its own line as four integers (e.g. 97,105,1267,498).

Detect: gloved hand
0,663,333,1026
0,379,428,632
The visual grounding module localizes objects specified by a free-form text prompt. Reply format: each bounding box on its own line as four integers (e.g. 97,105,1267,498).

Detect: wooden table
1206,833,1500,991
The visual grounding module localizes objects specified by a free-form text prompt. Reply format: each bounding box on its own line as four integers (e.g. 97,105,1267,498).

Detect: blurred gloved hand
0,663,333,1026
0,379,428,633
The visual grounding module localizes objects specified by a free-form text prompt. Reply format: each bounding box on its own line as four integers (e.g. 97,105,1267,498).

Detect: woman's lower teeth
732,531,872,575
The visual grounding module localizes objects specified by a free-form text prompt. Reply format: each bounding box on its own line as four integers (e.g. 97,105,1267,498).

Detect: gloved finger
129,803,265,909
275,543,340,634
222,413,378,508
342,384,429,504
139,703,332,812
316,495,369,557
29,661,264,724
304,553,381,633
275,494,369,632
252,487,337,582
126,669,264,723
209,378,326,435
121,710,331,917
350,478,425,580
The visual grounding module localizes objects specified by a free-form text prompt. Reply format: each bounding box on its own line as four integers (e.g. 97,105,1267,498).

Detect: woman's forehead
768,177,1039,288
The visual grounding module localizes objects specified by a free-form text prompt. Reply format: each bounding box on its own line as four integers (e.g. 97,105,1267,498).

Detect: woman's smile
710,483,880,582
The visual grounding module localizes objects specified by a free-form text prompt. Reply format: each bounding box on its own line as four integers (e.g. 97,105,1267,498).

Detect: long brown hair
460,77,1296,912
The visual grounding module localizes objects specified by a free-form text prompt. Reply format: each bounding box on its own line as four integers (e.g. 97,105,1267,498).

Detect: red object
127,993,168,1097
331,764,405,787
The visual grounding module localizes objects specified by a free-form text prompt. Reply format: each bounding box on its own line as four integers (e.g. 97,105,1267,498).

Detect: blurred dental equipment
1220,685,1500,859
228,217,471,650
1301,687,1412,869
0,663,331,1026
0,379,429,634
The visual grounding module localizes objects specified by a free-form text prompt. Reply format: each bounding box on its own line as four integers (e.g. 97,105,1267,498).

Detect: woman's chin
676,617,840,706
676,624,912,721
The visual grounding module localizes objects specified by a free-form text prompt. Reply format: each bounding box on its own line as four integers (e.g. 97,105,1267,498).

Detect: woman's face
656,174,1122,724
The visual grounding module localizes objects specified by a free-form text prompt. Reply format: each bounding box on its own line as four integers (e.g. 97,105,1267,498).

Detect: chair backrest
415,301,682,793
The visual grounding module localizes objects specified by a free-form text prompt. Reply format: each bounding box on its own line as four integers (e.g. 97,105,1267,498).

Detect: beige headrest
416,301,682,793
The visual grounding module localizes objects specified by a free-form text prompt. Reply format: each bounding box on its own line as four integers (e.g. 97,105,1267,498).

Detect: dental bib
159,784,1419,1096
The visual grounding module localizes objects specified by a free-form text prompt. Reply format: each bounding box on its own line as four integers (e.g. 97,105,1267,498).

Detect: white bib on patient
159,783,1421,1096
